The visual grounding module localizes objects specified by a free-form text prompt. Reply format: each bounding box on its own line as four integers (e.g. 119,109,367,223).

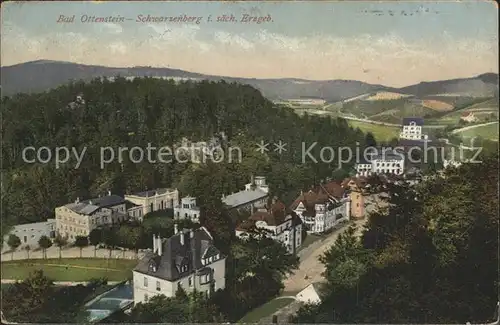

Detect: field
455,122,499,141
1,258,136,281
362,91,413,101
348,120,400,141
421,100,454,111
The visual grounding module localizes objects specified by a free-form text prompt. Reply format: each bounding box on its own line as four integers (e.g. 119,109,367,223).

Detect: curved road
451,121,499,134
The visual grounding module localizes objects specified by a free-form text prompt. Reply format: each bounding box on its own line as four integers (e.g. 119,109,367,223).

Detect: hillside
1,60,397,101
398,73,499,98
2,60,497,102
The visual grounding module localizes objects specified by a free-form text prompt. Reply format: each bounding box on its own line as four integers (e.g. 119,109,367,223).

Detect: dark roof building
402,117,424,126
65,194,125,215
134,226,224,282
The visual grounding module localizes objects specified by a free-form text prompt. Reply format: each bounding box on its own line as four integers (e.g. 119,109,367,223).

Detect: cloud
101,23,123,34
109,41,127,54
1,24,497,87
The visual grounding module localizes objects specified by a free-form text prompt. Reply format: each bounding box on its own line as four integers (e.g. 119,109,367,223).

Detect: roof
222,188,268,208
236,200,301,231
370,148,405,161
402,117,424,126
65,195,125,215
133,227,223,282
341,176,368,189
127,188,175,198
289,182,347,216
125,200,140,210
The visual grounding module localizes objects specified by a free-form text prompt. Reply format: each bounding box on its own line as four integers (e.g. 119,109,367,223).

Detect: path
1,279,122,285
283,194,380,293
3,262,121,271
283,218,367,293
1,245,145,261
451,121,498,134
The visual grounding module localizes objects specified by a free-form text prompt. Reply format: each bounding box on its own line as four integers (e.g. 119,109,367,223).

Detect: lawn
238,298,295,323
1,258,136,282
456,122,499,141
347,120,400,141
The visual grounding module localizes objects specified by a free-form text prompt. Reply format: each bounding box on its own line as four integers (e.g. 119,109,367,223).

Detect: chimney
190,229,194,239
75,197,80,203
153,234,157,253
251,174,255,184
157,237,162,256
180,232,185,245
89,200,93,205
174,223,178,234
108,190,111,196
98,194,101,198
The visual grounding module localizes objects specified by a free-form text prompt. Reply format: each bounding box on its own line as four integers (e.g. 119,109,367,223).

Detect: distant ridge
1,60,498,100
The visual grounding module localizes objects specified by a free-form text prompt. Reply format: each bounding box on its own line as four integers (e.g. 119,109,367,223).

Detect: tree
7,234,21,260
74,236,88,258
364,132,377,148
88,228,102,257
38,235,52,259
53,235,67,259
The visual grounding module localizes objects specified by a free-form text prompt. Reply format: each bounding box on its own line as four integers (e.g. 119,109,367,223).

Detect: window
23,236,27,243
156,281,161,291
144,277,148,287
357,203,360,207
188,277,193,287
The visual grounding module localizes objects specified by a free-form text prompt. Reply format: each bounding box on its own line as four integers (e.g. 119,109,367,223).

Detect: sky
1,1,498,87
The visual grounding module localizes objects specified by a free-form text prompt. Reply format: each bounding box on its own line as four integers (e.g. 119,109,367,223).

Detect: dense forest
1,77,369,237
292,155,499,323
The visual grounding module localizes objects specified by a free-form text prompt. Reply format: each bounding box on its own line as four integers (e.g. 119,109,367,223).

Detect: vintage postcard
1,1,498,324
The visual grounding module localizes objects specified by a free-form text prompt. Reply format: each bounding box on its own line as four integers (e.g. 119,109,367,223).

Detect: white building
132,226,226,304
296,283,323,304
174,196,200,222
355,149,405,177
222,176,269,211
3,219,56,250
461,112,478,123
399,117,428,140
290,181,350,234
125,188,179,217
235,200,302,254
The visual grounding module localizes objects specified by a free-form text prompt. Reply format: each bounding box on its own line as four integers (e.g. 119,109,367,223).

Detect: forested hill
1,77,367,233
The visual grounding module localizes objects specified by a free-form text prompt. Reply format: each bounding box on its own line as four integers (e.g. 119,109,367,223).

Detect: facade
399,117,427,140
3,219,56,249
55,193,128,241
235,199,303,253
461,112,477,123
124,188,179,216
290,181,350,234
355,149,405,177
222,176,269,211
174,196,200,222
341,177,368,219
132,226,226,304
